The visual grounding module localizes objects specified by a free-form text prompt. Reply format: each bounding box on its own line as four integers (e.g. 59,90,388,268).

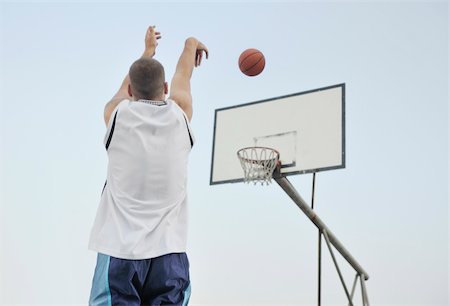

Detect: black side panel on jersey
182,115,194,148
105,110,119,150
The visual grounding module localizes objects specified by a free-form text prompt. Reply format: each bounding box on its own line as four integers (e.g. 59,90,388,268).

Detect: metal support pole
317,232,322,306
360,275,370,306
360,276,366,306
311,172,316,209
323,230,353,305
349,274,359,305
311,173,322,306
273,176,370,281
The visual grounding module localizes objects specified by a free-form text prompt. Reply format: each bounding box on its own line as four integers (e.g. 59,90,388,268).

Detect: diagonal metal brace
273,175,370,281
323,229,354,305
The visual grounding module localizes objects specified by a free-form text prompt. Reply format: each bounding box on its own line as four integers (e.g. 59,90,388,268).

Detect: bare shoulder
104,96,128,126
168,91,192,121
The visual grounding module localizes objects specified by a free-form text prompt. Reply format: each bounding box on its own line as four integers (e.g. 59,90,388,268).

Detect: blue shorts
89,252,191,306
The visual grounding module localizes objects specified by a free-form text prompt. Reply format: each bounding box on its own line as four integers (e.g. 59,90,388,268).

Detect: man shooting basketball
88,26,208,306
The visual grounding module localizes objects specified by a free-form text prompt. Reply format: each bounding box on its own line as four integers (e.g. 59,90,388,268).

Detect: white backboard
210,84,345,185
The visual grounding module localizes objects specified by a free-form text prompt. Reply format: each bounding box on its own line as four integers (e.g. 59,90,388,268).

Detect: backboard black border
210,83,346,185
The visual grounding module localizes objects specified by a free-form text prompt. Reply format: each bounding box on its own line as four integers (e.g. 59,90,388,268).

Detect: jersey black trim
101,180,107,195
105,110,118,150
135,99,167,106
183,115,194,148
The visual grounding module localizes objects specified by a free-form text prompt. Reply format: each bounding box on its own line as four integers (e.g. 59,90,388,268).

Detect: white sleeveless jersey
89,99,194,260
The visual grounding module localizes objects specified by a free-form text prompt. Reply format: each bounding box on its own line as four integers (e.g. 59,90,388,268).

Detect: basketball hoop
237,147,280,185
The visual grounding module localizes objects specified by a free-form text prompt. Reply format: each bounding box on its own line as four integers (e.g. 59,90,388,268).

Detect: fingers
199,50,209,66
147,26,162,39
197,42,209,59
196,51,203,66
195,48,209,67
147,25,155,36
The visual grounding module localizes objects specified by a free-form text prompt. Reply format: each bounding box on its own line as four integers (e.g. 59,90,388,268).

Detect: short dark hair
129,58,165,100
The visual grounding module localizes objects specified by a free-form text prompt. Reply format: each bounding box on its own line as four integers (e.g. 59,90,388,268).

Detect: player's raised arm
103,26,162,126
169,37,208,121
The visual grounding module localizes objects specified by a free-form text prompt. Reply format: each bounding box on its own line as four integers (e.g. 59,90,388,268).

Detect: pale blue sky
0,1,448,305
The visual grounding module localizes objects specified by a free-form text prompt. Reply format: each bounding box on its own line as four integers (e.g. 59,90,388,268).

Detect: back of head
129,58,165,100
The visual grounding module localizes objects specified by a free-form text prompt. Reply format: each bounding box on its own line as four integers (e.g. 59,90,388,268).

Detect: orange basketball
239,48,265,76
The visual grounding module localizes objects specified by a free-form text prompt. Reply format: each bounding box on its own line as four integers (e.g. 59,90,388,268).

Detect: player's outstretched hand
195,41,209,67
145,25,162,56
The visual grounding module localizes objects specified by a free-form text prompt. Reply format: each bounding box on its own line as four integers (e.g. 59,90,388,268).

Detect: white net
237,147,280,185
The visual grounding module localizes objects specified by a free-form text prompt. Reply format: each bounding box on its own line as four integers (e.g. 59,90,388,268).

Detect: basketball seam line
239,51,260,66
243,56,264,74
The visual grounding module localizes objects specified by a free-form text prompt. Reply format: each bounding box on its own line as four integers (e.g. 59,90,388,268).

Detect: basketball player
88,25,208,306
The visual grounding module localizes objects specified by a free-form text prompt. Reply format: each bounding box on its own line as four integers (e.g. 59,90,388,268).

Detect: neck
133,95,165,102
